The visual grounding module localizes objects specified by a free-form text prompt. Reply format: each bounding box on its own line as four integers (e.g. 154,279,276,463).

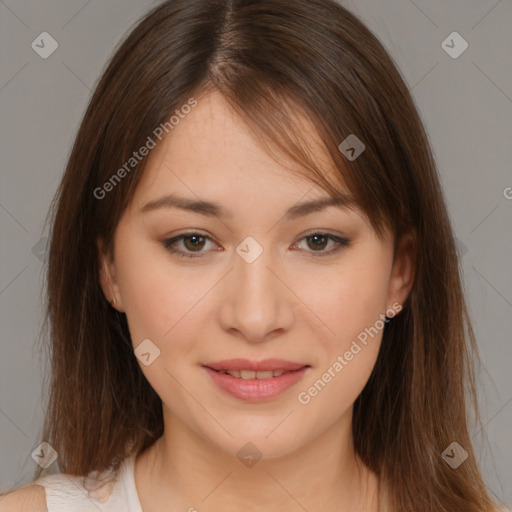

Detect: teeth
220,369,287,379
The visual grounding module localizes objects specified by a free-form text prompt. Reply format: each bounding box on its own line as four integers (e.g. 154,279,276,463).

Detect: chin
210,420,307,462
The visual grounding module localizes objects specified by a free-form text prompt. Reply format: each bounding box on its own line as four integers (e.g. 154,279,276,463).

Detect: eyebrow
140,192,357,220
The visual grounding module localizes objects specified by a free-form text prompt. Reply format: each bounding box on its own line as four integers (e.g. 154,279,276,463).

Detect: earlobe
97,238,124,312
387,232,416,313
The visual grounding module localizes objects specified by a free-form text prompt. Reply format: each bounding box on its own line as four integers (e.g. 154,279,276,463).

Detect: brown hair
20,0,498,510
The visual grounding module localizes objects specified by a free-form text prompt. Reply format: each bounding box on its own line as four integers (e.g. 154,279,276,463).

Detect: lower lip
203,366,309,402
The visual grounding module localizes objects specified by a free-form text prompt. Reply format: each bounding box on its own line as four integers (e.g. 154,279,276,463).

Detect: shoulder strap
35,471,118,511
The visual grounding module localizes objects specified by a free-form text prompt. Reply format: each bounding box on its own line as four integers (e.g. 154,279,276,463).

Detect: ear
386,231,416,314
97,238,125,312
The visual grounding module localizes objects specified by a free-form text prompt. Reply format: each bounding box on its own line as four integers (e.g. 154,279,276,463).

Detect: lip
202,359,310,402
203,358,307,372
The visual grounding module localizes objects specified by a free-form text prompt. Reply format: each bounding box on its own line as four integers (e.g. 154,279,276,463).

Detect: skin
99,91,415,512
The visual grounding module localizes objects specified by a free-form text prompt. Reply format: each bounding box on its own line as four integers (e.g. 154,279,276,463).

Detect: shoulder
0,484,47,512
0,456,134,512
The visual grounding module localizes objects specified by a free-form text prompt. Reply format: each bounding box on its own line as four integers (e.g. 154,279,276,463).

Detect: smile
215,369,288,379
202,362,310,402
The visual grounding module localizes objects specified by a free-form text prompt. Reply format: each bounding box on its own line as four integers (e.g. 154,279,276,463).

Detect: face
99,91,414,460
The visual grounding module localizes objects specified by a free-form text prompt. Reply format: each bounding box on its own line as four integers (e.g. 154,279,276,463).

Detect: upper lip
203,359,308,372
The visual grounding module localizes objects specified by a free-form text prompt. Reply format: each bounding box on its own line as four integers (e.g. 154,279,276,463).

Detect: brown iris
183,235,206,252
305,234,329,251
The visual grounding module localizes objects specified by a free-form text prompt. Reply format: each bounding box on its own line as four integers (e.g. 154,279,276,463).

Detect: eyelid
163,230,218,259
163,230,351,259
291,231,351,257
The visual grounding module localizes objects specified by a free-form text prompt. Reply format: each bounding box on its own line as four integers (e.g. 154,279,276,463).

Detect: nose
218,245,295,343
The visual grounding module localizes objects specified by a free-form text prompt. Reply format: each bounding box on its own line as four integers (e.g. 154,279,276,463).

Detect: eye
292,232,351,256
164,232,219,259
163,231,351,259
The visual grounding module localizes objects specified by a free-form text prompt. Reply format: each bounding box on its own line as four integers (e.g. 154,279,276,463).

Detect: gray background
1,0,511,506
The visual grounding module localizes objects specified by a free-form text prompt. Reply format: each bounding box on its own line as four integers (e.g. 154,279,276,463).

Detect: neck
135,407,382,512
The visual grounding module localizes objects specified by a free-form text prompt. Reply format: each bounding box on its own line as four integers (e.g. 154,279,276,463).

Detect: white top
34,453,143,512
31,455,511,512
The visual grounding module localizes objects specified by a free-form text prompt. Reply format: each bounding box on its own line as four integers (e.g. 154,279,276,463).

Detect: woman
0,0,503,510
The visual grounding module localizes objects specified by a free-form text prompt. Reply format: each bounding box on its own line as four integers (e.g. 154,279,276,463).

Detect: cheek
114,237,196,345
113,239,209,412
304,255,391,348
294,251,391,409
295,338,380,433
117,263,171,343
296,268,389,413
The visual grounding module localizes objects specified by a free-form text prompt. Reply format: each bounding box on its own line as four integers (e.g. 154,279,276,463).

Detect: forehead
131,91,349,208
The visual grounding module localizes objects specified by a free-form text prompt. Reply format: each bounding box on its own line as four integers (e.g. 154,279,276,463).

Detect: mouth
202,359,310,402
209,368,293,379
203,358,307,373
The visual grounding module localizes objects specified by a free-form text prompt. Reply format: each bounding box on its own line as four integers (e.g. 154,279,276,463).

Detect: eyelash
163,231,351,259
